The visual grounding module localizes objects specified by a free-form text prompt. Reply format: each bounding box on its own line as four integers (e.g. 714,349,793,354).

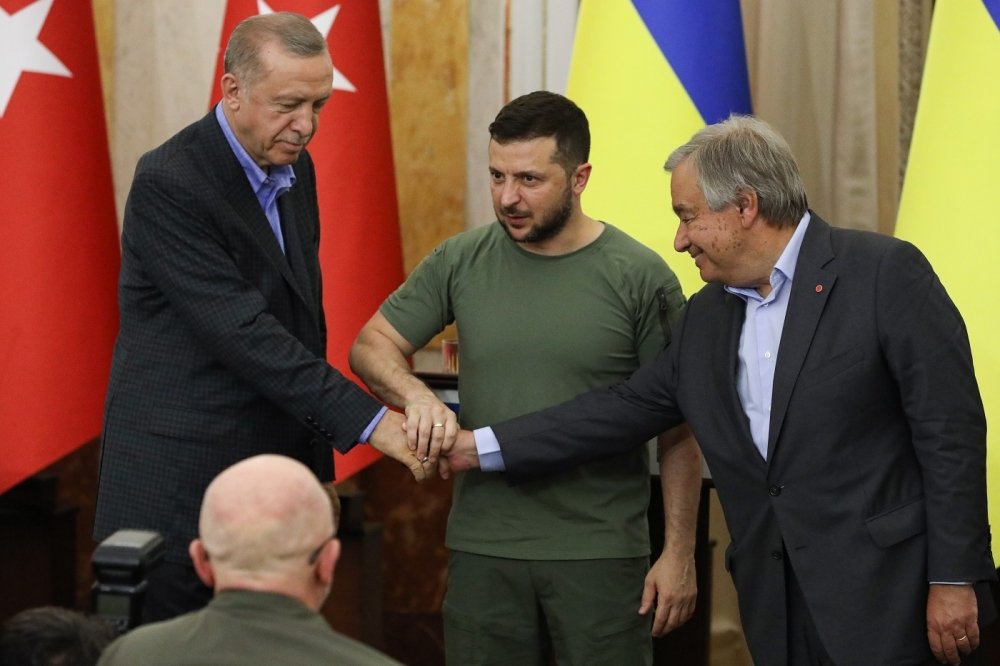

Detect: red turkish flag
211,1,405,479
0,0,120,493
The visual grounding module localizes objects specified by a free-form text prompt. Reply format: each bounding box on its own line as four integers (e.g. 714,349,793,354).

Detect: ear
736,189,760,228
315,538,342,587
220,73,241,111
189,539,216,588
571,162,592,196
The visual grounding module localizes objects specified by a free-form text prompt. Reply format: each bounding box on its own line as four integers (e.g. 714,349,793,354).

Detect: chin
271,151,302,165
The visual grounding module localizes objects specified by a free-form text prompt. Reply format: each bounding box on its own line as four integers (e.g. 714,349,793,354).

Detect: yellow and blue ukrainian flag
895,0,1000,558
567,0,752,295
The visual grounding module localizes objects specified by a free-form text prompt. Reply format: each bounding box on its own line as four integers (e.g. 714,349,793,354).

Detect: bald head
195,455,334,594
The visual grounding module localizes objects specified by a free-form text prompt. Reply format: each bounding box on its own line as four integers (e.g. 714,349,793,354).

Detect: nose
289,107,315,137
673,222,690,253
498,181,521,208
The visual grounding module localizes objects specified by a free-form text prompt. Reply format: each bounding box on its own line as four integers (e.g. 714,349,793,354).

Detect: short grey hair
224,12,328,88
664,115,808,228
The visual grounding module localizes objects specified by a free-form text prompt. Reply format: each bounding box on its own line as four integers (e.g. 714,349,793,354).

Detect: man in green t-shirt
350,91,701,665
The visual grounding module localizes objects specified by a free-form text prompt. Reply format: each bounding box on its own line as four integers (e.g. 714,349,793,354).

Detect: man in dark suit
442,115,996,665
95,12,428,623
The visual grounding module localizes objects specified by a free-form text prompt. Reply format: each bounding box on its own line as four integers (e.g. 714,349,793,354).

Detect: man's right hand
368,410,432,481
438,429,480,479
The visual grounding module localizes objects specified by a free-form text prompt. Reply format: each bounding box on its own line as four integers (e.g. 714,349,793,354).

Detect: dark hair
224,12,328,88
0,606,117,666
488,91,590,174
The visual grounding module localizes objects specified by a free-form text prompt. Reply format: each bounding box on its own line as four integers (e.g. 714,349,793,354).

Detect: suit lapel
278,194,319,324
711,289,765,468
202,114,313,311
766,215,836,460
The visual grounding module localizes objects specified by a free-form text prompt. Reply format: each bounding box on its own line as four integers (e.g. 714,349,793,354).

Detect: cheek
695,221,741,254
687,223,714,249
489,185,503,204
267,113,291,133
534,188,561,209
724,228,743,252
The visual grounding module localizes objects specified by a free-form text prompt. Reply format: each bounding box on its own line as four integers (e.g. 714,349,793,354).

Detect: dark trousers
142,561,213,625
785,562,835,666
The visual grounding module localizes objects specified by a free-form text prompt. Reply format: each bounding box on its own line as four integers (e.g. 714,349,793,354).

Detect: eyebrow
273,93,330,105
510,169,545,180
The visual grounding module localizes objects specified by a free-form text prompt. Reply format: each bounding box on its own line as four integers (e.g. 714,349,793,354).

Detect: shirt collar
725,210,811,303
773,210,811,284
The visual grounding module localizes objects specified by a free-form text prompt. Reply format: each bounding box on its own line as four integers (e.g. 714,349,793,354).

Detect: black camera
90,529,164,632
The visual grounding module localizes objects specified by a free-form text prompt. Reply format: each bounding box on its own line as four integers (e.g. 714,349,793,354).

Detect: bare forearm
349,326,433,409
350,313,456,463
658,425,701,558
640,425,700,635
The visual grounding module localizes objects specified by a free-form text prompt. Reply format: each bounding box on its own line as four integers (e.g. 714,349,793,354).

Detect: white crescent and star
0,0,356,119
0,0,71,118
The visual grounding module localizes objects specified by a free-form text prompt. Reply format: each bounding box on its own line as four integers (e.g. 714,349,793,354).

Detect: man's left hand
927,583,978,665
639,550,696,636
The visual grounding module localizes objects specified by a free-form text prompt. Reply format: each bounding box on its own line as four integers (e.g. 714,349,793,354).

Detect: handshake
367,405,477,481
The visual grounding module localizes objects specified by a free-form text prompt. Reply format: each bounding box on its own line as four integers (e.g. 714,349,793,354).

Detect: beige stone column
107,0,224,224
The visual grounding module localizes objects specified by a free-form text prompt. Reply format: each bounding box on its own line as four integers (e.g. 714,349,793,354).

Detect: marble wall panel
387,0,468,274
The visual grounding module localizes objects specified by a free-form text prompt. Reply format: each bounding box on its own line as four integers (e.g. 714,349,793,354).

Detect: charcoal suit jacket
95,111,381,562
492,215,996,665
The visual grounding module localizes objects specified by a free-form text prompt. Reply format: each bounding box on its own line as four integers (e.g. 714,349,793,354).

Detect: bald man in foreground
98,455,401,665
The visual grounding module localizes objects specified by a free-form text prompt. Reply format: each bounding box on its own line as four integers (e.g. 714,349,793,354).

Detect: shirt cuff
358,406,389,444
473,427,506,472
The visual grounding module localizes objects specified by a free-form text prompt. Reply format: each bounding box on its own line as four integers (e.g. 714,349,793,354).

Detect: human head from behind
220,12,333,168
188,454,340,612
0,606,117,666
665,114,809,290
487,91,593,248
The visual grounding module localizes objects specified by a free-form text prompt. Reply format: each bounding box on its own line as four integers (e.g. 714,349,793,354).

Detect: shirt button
764,351,772,359
770,551,783,560
768,485,782,496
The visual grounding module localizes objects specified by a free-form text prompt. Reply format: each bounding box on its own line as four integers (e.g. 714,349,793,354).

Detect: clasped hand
367,402,479,481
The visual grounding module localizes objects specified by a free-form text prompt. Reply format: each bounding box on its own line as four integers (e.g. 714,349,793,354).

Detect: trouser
443,551,651,666
785,561,835,665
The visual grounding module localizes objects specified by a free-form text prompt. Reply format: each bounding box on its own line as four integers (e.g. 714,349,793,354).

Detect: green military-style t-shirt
381,222,684,559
